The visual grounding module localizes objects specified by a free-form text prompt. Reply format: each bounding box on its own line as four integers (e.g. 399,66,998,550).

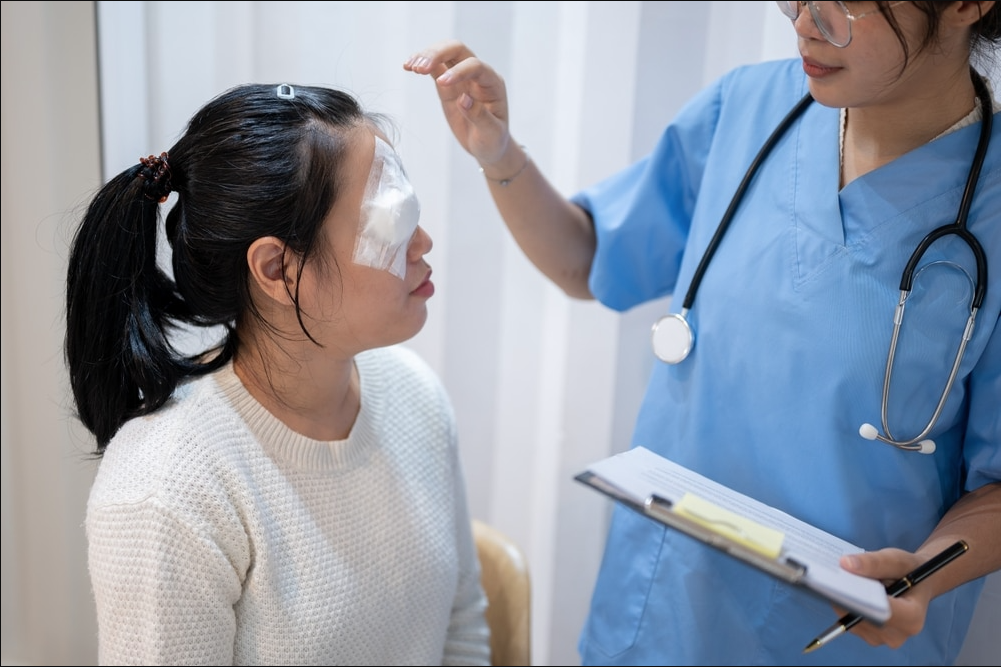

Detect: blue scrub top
573,58,1001,666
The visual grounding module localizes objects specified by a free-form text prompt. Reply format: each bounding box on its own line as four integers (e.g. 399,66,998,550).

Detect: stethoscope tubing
872,68,992,450
679,92,815,313
653,67,993,454
650,91,815,366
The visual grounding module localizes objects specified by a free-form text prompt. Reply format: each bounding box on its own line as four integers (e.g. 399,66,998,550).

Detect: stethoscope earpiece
858,423,879,441
859,423,936,455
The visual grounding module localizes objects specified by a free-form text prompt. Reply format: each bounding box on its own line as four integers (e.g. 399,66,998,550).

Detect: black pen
802,540,969,654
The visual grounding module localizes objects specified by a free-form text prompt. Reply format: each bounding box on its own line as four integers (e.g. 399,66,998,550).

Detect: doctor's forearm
481,144,596,300
918,482,1001,600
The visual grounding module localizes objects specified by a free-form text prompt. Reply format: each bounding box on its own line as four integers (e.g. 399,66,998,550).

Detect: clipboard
575,447,891,624
575,470,808,583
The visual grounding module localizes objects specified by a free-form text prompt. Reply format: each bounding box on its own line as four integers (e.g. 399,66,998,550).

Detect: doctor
406,1,1000,665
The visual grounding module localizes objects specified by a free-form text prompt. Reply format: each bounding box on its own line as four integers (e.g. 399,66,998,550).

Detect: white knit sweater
86,345,491,666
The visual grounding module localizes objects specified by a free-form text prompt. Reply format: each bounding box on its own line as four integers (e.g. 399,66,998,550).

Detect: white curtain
2,2,998,665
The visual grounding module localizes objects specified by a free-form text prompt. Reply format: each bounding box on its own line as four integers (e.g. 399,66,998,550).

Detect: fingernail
843,555,860,569
459,93,472,110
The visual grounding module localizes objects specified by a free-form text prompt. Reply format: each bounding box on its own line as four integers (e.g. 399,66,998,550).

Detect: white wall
2,2,998,665
1,1,101,664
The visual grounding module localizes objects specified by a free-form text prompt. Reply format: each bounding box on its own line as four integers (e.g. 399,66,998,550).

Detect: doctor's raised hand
406,3,1000,666
404,41,598,300
404,41,512,172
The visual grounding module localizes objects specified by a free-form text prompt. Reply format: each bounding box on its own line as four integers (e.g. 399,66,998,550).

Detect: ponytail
65,154,225,452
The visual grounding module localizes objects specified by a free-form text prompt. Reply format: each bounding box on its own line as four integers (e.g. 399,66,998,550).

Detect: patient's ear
246,236,296,304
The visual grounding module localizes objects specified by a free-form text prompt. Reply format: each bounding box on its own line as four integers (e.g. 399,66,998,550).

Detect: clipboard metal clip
644,494,807,581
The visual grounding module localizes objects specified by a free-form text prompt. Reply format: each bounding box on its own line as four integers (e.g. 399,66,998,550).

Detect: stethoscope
651,68,992,455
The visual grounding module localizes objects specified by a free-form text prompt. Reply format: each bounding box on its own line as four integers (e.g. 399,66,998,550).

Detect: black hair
65,83,383,453
880,1,1001,73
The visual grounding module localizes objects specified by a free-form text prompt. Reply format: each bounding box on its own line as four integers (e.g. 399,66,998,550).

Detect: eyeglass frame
776,1,902,48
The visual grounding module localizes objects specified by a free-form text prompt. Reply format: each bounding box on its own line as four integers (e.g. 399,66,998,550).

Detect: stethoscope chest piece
647,68,991,455
651,312,694,364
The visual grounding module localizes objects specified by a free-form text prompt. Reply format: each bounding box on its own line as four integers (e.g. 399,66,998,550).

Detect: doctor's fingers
404,39,480,78
851,596,927,649
406,45,508,109
840,546,920,582
429,58,511,159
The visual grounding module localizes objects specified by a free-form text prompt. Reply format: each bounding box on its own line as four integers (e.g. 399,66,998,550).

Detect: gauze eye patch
352,136,421,279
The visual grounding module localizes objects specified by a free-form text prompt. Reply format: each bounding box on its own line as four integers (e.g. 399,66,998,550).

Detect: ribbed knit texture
86,345,490,666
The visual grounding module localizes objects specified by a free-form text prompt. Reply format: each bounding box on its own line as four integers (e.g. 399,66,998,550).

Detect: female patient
65,82,490,665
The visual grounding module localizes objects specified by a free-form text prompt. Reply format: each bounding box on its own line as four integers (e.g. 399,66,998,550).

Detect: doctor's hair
65,83,388,454
880,1,1001,72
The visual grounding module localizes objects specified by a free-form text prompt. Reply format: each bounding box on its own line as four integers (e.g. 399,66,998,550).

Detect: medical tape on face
352,136,421,279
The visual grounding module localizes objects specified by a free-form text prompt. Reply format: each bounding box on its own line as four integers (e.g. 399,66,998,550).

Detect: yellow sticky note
674,492,785,559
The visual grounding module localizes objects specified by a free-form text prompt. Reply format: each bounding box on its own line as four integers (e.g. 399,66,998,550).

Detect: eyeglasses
776,1,901,48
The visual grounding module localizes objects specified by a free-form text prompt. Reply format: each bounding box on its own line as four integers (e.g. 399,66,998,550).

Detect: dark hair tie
138,152,172,203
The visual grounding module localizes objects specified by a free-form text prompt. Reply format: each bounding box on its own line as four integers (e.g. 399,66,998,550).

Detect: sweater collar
212,355,385,472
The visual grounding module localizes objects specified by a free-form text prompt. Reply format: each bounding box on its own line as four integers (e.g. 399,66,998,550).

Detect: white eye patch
352,136,421,279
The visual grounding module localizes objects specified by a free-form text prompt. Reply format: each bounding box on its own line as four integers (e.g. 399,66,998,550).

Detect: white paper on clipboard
576,446,890,624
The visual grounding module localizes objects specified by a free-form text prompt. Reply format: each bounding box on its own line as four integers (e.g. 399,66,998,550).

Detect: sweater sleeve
87,495,244,665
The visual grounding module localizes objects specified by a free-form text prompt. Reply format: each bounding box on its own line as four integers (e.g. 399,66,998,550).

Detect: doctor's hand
403,40,519,176
837,547,932,649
